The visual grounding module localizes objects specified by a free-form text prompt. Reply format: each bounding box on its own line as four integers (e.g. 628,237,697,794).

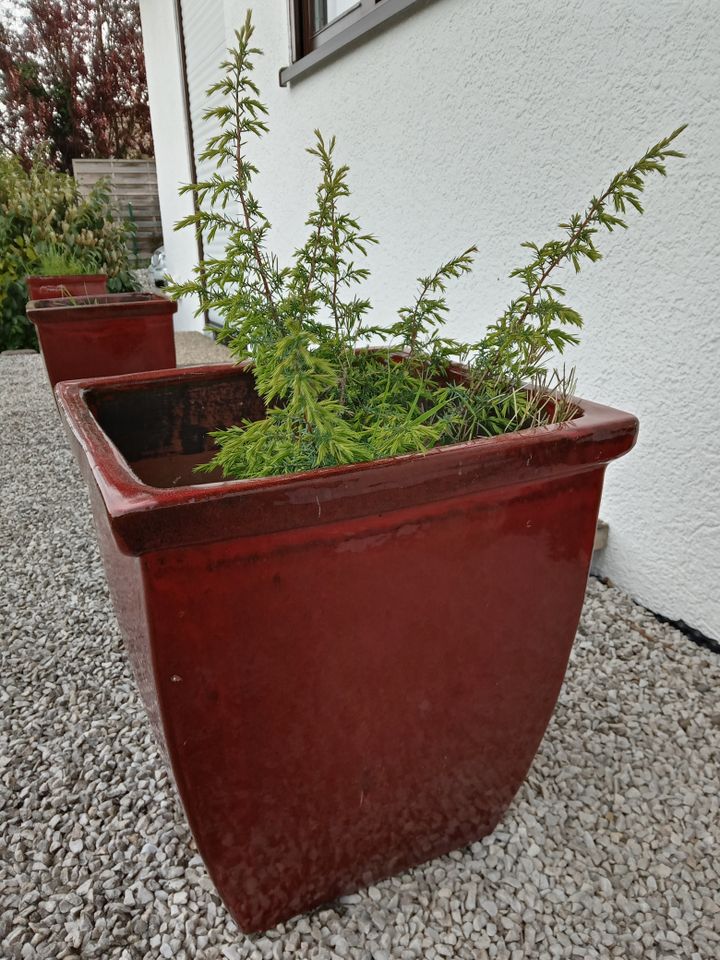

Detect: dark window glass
311,0,360,34
297,0,377,55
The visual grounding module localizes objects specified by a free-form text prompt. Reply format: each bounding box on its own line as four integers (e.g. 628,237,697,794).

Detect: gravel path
1,353,718,960
175,331,231,367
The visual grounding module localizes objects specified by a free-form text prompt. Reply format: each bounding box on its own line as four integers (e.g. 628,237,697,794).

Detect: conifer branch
172,12,686,480
511,124,686,329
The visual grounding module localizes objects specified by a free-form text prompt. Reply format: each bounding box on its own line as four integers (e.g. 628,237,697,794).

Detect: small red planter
26,273,108,300
27,293,177,390
57,364,638,932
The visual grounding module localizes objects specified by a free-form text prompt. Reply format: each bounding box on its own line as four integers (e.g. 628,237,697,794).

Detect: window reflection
312,0,358,32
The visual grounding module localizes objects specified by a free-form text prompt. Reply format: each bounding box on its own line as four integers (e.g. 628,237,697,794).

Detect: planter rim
26,272,108,285
27,292,177,324
56,363,638,554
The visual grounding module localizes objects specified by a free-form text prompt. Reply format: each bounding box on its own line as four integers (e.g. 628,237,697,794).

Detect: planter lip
26,272,108,285
27,292,178,324
56,362,639,554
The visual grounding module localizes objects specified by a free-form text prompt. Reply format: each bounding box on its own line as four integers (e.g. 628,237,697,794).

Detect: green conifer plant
168,10,685,481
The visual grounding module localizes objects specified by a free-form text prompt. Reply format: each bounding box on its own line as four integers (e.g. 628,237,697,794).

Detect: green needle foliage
168,11,685,481
35,245,91,277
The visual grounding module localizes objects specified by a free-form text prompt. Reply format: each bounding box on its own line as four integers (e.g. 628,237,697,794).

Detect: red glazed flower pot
26,273,108,300
27,293,177,390
56,363,638,932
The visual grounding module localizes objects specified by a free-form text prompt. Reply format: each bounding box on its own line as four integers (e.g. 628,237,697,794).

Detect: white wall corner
138,0,202,331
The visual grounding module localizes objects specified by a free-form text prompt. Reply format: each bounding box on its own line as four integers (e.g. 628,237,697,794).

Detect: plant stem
232,75,276,318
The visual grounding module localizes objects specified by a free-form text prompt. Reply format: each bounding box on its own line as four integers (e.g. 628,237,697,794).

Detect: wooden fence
72,158,163,261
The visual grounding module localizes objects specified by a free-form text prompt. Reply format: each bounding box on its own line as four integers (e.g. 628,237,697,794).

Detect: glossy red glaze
26,273,108,300
27,293,177,390
56,364,638,932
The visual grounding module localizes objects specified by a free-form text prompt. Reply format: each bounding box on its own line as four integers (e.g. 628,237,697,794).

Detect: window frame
301,2,371,54
281,0,436,86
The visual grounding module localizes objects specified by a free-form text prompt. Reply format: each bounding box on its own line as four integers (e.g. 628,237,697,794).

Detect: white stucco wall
138,0,199,329
142,0,720,637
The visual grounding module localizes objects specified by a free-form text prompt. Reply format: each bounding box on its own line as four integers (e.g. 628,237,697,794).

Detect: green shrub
171,14,684,481
0,153,138,351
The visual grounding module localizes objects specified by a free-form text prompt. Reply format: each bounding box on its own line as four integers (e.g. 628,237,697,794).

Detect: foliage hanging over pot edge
168,10,685,482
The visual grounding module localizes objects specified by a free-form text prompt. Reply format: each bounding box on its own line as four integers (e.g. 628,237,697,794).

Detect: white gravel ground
1,352,719,960
174,330,232,367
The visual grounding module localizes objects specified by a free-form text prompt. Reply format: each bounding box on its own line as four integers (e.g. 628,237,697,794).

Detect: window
282,0,434,85
300,1,376,56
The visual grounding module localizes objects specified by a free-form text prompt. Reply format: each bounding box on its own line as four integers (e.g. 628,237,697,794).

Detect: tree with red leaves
0,0,153,171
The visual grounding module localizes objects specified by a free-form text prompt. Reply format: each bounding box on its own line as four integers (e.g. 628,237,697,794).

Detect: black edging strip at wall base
594,576,720,656
649,611,720,657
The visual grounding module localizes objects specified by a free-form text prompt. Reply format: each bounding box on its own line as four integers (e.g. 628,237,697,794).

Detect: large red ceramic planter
56,363,638,931
27,293,177,390
26,273,108,300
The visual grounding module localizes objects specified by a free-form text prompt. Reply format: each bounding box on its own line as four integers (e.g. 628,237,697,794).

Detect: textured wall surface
143,0,720,636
